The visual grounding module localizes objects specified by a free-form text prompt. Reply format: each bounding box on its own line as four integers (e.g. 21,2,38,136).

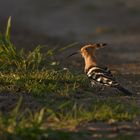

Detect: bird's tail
116,85,133,96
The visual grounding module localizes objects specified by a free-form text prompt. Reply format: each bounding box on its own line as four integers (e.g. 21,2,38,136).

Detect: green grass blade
59,42,79,52
5,16,11,40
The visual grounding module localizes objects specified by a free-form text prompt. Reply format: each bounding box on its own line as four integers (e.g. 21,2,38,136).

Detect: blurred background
0,0,140,72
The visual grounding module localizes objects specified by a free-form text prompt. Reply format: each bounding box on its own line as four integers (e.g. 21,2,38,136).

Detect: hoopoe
68,43,132,95
80,43,132,95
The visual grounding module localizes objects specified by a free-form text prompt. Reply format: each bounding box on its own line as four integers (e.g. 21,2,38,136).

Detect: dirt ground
0,0,140,139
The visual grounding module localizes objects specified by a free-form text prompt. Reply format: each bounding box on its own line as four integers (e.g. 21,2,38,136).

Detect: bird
79,43,132,96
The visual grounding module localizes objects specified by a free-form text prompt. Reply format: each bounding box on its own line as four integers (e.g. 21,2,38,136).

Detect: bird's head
80,43,107,58
66,43,107,59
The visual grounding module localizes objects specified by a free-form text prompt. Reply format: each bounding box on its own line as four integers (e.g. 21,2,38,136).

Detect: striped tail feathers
86,66,133,96
115,85,133,96
94,66,114,78
87,66,115,82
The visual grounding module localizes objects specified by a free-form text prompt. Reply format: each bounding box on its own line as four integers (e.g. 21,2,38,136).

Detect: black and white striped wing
86,66,118,87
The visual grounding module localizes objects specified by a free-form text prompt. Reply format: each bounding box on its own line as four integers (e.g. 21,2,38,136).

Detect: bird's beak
66,51,80,58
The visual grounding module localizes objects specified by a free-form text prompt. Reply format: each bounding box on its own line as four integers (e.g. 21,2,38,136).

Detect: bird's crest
80,43,107,57
66,43,107,59
81,43,106,51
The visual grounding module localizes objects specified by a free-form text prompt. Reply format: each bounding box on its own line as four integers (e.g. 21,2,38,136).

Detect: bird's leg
101,85,105,91
90,81,103,93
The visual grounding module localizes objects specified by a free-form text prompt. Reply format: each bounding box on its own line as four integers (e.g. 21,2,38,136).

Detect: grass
0,69,86,96
0,17,45,71
0,18,139,140
0,97,139,140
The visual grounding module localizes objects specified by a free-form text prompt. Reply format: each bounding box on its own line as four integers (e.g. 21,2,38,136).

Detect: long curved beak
66,51,80,58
